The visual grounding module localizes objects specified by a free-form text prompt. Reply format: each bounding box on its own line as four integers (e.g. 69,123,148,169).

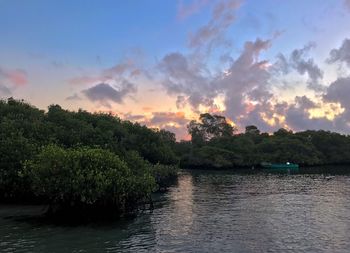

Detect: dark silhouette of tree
188,113,235,146
245,125,260,135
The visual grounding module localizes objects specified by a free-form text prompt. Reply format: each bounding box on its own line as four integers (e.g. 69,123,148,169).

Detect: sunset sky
1,0,350,139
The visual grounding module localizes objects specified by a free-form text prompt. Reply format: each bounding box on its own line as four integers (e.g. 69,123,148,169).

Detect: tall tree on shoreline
188,113,235,145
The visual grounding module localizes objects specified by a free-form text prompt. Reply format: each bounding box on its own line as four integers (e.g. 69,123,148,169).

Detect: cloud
0,84,12,96
345,0,350,11
218,38,272,118
102,62,134,78
324,77,350,111
149,111,188,126
177,0,209,20
188,0,242,50
284,105,334,132
159,36,274,129
275,43,324,91
65,3,350,136
159,36,277,133
295,95,317,109
159,52,216,109
176,95,187,109
148,111,190,140
0,67,27,96
0,67,28,87
291,44,323,89
239,103,281,132
328,38,350,67
281,94,350,134
82,81,136,107
118,111,190,140
68,58,150,107
68,76,102,86
68,59,149,86
158,31,350,135
121,113,146,122
114,4,350,136
163,125,190,140
236,95,346,134
142,106,153,112
275,53,289,75
65,93,82,101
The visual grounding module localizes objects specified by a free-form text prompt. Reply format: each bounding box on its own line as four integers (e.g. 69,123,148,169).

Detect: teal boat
261,162,299,173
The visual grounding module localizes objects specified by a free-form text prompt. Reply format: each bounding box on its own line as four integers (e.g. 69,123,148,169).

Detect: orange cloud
142,106,153,112
175,111,185,117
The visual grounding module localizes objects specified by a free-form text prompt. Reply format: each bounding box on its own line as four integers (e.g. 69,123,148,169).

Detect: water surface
1,169,350,252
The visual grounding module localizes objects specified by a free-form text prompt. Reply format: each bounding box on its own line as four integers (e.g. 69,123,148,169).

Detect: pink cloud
0,68,28,86
6,69,27,86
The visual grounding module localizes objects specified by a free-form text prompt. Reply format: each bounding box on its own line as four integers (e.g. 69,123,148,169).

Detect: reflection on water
158,174,194,236
1,168,350,252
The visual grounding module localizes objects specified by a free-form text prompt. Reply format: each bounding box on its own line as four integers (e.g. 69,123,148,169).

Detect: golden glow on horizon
260,112,287,128
308,102,344,120
260,112,276,126
83,88,345,141
226,118,237,128
213,94,226,112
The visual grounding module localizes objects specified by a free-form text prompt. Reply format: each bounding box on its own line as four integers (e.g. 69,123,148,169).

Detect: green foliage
0,98,178,208
120,122,178,164
187,113,235,145
0,130,36,199
24,145,156,214
245,125,260,135
0,98,48,199
180,113,350,169
181,146,238,169
3,97,350,211
256,135,321,165
150,163,179,190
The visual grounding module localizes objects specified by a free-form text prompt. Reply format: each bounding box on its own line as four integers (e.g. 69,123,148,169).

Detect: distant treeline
0,98,178,219
176,113,350,169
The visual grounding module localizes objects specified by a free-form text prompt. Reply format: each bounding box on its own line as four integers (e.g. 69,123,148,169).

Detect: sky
1,0,350,140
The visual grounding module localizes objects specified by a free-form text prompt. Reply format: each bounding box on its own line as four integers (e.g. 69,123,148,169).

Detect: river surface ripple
1,170,350,252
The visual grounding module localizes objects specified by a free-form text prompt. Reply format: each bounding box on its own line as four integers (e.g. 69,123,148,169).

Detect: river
1,169,350,252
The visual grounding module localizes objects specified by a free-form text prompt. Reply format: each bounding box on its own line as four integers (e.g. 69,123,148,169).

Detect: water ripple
1,171,350,252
